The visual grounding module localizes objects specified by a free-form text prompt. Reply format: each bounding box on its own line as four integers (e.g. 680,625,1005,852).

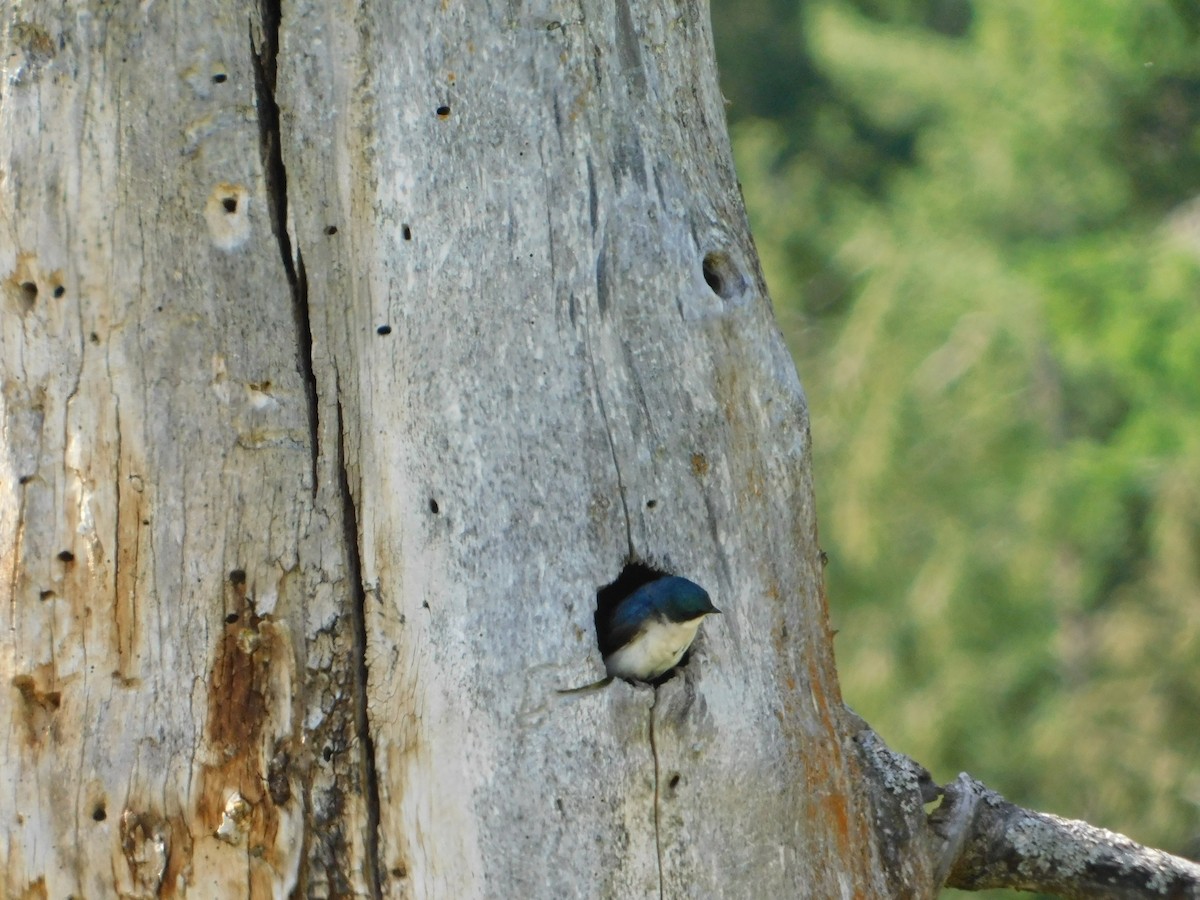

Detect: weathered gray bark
1,1,901,896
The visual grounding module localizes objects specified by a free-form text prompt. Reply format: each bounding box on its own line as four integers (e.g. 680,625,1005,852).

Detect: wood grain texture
1,3,363,896
1,1,916,896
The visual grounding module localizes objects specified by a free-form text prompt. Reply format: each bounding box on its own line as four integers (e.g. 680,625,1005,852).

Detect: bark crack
649,692,665,900
583,323,634,557
251,4,380,892
251,2,319,495
337,397,383,900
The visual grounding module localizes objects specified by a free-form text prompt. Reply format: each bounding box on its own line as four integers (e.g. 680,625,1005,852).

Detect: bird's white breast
604,617,705,681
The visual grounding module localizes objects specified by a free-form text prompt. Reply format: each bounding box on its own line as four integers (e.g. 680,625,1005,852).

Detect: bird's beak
710,607,722,615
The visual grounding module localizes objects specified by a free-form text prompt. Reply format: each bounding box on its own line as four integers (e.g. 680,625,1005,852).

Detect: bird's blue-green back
601,576,716,657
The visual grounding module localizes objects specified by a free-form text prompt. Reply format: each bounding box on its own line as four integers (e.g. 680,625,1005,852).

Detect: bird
597,575,721,683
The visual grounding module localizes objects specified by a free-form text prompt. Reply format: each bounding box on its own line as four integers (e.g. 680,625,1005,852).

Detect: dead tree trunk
2,1,890,895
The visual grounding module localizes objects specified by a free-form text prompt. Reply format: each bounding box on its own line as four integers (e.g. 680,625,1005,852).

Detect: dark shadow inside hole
92,803,107,822
19,282,37,311
402,224,412,240
376,324,392,335
53,285,65,298
212,72,227,83
222,196,238,213
702,251,746,302
702,257,724,296
594,560,693,686
436,105,451,117
429,498,439,514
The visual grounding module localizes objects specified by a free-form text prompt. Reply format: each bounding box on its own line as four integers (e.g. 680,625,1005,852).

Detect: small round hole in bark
221,196,238,213
325,225,338,235
429,498,439,514
402,224,412,241
645,499,657,509
376,324,392,335
92,803,107,822
53,285,66,298
19,281,37,311
701,251,747,301
436,105,451,118
229,569,247,586
225,613,240,624
212,72,227,83
58,550,75,563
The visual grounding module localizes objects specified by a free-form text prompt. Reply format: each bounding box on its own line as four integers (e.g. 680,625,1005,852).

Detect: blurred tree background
711,0,1200,893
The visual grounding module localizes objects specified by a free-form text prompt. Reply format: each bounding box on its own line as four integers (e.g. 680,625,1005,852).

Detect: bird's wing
600,592,655,658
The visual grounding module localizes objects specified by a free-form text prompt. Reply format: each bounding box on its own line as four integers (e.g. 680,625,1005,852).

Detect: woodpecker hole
92,803,107,822
229,569,247,586
325,225,338,235
376,324,392,335
429,498,440,514
595,561,690,684
701,251,747,302
53,285,65,298
402,224,412,241
18,281,37,312
222,196,238,213
57,550,75,563
436,105,451,118
225,613,240,624
212,72,227,83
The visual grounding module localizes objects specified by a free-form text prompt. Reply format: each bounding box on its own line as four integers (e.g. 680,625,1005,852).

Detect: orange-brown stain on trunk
195,575,290,886
15,876,47,900
11,666,62,750
118,808,192,898
113,451,150,681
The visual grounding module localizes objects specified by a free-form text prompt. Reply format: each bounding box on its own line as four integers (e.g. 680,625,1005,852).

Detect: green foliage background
711,0,1200,890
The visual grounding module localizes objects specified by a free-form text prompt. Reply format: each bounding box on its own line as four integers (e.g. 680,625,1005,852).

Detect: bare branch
850,718,1200,898
936,773,1200,899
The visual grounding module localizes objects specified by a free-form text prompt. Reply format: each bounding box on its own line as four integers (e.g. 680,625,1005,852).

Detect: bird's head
655,576,721,623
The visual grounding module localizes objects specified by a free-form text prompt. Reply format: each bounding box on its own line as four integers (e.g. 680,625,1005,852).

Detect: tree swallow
598,575,721,683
